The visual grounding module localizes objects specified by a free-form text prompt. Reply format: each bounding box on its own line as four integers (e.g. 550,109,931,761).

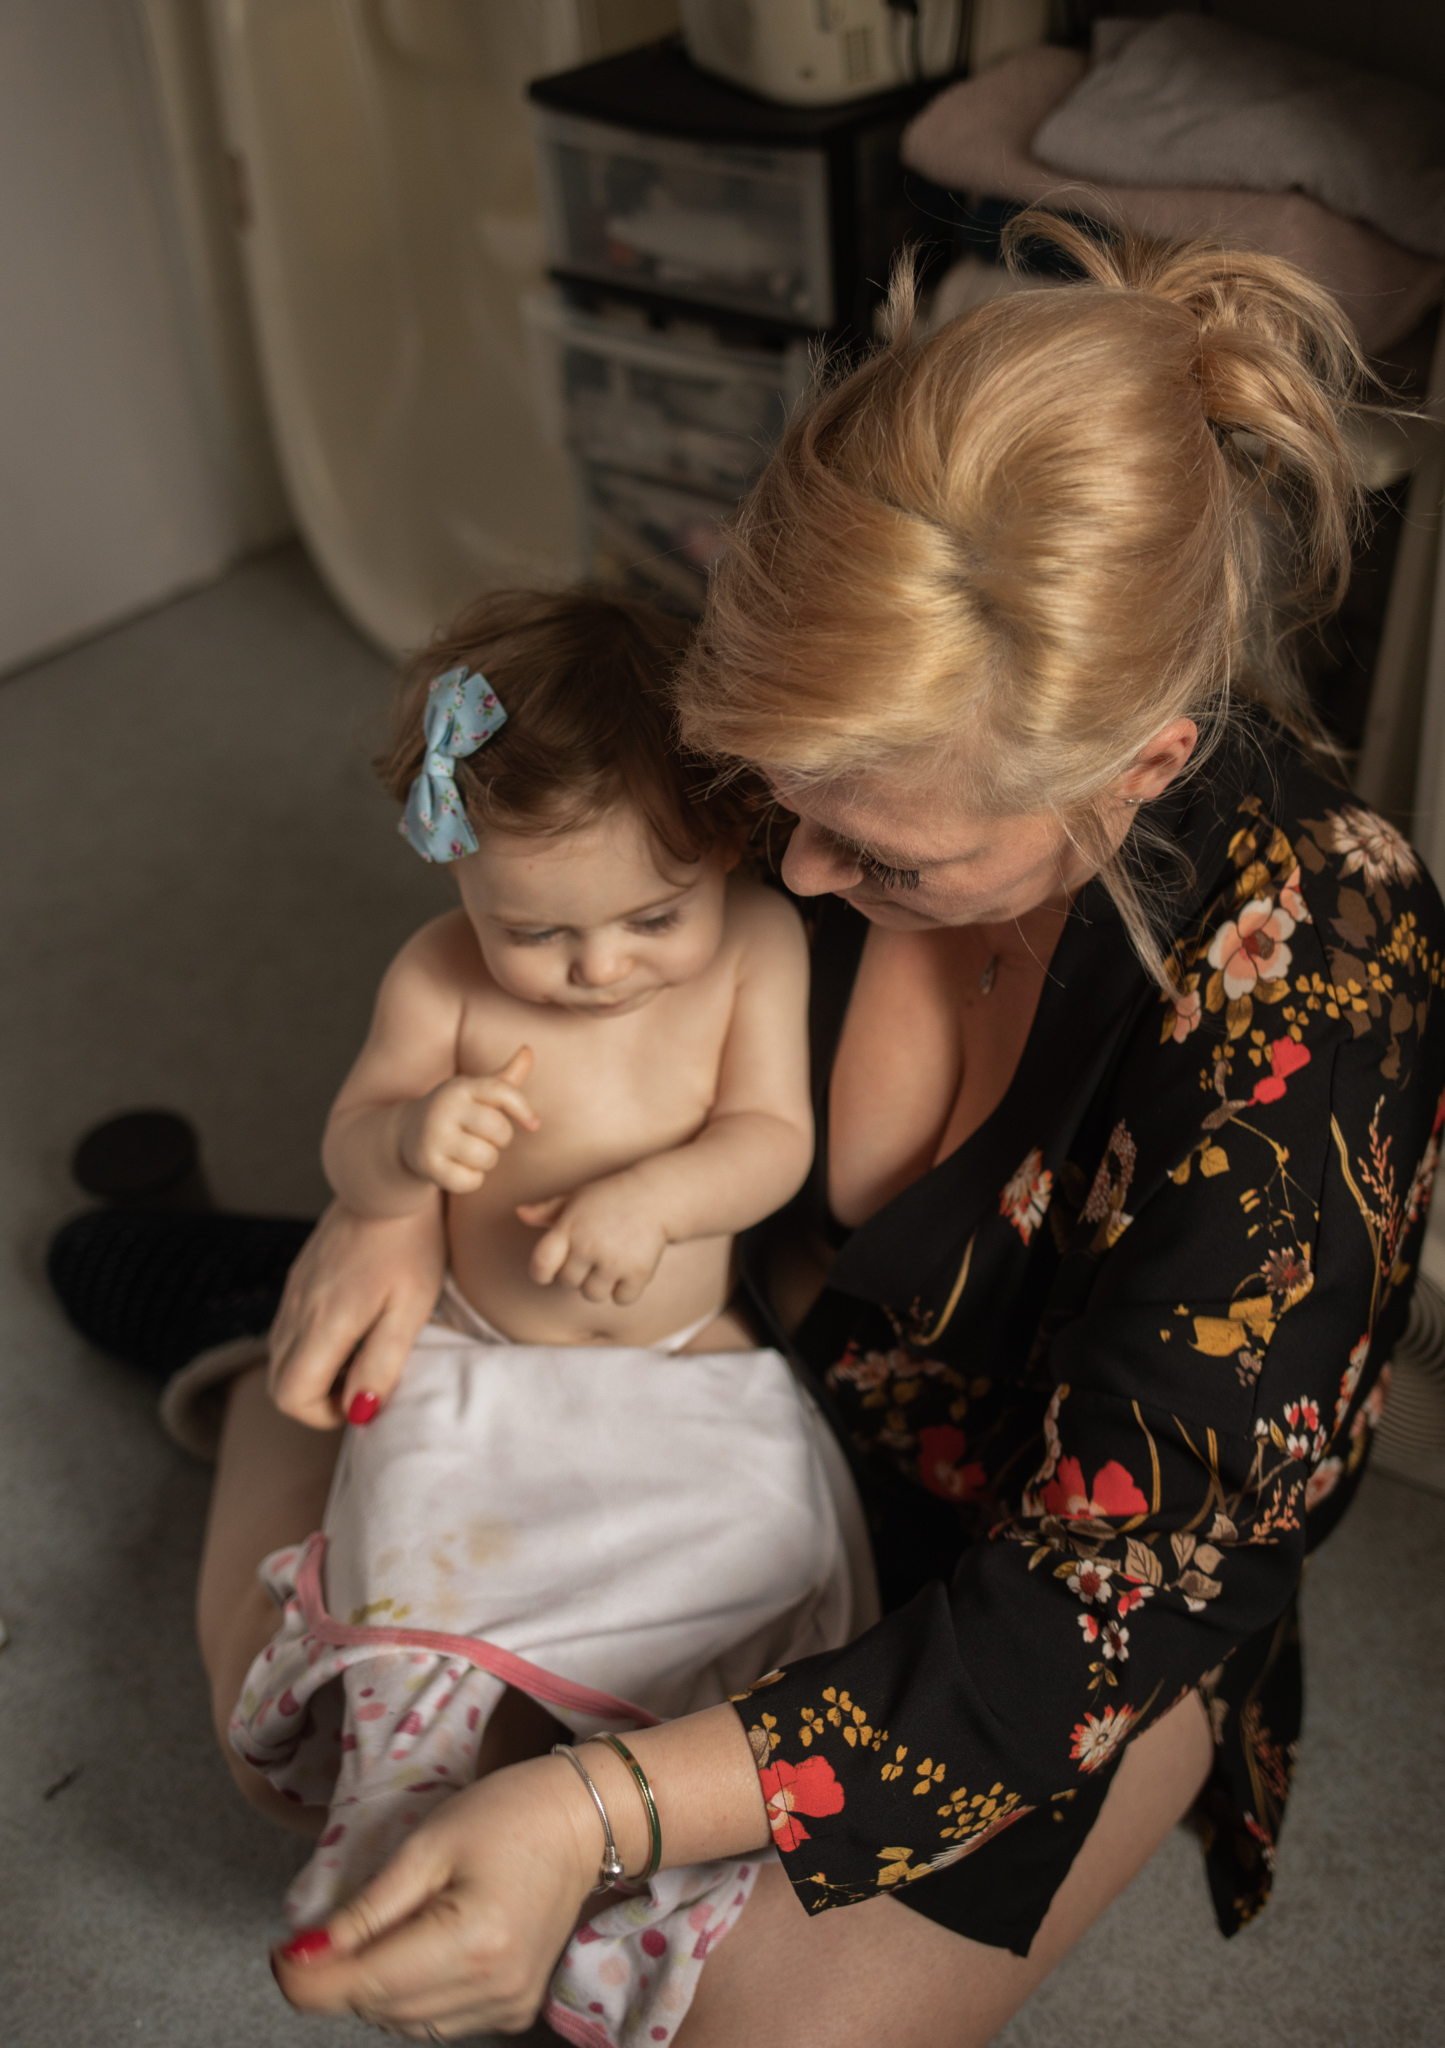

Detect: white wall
0,1,282,676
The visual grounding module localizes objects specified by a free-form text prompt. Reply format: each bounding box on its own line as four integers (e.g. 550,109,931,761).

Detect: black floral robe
734,718,1445,1955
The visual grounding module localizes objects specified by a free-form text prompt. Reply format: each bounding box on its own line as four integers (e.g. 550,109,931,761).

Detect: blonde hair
674,211,1369,975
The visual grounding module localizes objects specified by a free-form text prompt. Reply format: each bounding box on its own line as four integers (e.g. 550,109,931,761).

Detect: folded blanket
901,48,1445,356
1034,14,1445,264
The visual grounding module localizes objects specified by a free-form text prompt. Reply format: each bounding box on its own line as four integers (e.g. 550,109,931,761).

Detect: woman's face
770,770,1088,929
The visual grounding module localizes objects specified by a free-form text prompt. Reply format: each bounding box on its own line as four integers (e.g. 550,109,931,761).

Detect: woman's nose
780,816,862,897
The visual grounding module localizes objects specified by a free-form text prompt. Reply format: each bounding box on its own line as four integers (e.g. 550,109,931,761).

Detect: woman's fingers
275,1880,533,2034
338,1298,435,1423
267,1303,352,1427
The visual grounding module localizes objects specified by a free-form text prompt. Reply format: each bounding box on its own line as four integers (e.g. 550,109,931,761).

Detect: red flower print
917,1425,988,1502
1040,1456,1149,1520
758,1755,845,1853
1251,1036,1311,1106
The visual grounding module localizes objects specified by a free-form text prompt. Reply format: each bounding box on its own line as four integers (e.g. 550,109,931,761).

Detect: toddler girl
228,590,873,2045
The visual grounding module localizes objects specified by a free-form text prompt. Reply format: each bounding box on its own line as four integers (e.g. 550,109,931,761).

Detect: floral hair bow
400,665,507,863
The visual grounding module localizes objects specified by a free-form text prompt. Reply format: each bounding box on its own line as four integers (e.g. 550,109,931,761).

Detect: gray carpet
1,551,1441,2045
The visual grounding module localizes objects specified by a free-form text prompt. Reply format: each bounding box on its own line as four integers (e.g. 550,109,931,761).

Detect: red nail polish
347,1390,380,1426
278,1927,332,1963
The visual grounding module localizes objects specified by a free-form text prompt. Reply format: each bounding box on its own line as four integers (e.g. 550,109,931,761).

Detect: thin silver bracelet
552,1743,626,1892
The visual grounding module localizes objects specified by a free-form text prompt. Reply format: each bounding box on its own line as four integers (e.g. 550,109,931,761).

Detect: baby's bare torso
441,915,740,1345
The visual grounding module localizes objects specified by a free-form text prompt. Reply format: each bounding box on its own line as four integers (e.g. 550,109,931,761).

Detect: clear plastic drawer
575,460,734,615
526,295,809,496
533,107,834,326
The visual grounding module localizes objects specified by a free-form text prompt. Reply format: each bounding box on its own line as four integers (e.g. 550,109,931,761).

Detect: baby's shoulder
721,873,808,973
383,909,488,1002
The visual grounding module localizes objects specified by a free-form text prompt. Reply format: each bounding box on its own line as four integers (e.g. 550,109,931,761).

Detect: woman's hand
272,1753,599,2037
267,1198,446,1429
271,1706,770,2036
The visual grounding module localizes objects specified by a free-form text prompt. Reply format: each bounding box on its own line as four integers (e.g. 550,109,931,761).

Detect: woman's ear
1119,719,1199,805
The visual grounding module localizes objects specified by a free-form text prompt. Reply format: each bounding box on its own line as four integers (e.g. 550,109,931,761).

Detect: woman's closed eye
860,853,921,891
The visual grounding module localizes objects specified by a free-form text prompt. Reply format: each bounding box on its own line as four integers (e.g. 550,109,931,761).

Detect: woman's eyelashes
859,853,921,891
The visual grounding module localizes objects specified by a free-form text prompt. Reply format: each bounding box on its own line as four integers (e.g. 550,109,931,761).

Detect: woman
201,217,1445,2042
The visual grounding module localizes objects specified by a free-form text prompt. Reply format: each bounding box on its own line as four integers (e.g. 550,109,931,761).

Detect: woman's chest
827,922,1051,1229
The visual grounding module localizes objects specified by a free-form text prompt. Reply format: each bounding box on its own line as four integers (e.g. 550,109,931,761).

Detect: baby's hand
518,1174,669,1305
399,1047,539,1194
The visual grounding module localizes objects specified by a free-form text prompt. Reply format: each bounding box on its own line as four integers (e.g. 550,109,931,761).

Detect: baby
230,590,873,2045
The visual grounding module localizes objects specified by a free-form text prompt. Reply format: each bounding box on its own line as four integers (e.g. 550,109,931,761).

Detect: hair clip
400,665,507,863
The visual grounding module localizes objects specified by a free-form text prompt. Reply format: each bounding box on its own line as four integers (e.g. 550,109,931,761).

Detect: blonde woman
201,217,1445,2043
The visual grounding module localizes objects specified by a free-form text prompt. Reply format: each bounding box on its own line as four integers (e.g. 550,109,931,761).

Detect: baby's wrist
393,1098,437,1185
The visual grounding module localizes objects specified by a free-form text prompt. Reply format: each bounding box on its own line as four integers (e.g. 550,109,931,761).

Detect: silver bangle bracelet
552,1742,626,1892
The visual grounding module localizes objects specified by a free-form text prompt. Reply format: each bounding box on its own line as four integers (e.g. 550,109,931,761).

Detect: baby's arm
521,886,812,1304
322,916,538,1219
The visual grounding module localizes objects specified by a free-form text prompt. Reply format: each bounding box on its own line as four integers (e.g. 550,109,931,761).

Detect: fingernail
278,1927,332,1963
347,1390,380,1426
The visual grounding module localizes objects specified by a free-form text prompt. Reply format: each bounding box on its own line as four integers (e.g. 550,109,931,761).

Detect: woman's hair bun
999,209,1366,614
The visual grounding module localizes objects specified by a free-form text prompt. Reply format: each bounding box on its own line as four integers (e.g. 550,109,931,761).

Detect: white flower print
1066,1559,1114,1606
1322,806,1421,888
1207,896,1296,999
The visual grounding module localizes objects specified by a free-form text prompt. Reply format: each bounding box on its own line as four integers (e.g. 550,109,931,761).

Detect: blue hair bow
400,666,507,863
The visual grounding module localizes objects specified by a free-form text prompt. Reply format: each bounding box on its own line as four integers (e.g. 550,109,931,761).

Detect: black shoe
46,1208,316,1381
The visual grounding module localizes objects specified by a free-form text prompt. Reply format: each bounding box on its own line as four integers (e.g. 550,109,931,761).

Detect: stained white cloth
231,1281,876,1944
1033,15,1445,263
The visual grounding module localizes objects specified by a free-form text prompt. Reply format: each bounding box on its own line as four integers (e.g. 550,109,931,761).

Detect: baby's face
453,805,735,1016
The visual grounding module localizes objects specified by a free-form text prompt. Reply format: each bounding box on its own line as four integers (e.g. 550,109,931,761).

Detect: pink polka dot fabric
545,1858,763,2048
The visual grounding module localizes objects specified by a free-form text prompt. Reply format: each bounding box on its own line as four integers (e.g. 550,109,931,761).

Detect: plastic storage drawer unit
529,40,950,344
576,461,734,614
526,295,810,495
534,107,833,326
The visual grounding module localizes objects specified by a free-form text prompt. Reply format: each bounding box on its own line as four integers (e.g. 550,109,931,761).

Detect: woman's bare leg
675,1688,1213,2048
197,1363,342,1835
197,1364,565,1838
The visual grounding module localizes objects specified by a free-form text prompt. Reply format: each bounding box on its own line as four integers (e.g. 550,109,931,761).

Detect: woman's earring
1123,796,1143,807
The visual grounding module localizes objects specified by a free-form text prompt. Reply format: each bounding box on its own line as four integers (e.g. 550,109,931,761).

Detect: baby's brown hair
379,588,748,865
